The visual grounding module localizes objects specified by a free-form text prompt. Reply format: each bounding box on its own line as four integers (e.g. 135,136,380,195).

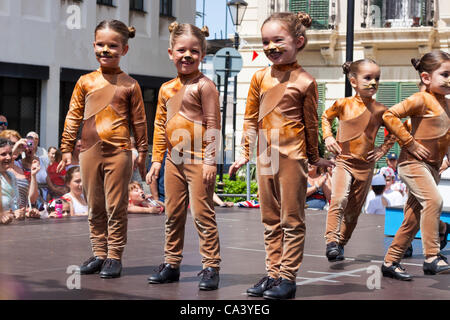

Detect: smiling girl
229,12,333,300
59,20,148,279
146,22,221,291
382,50,450,280
322,59,396,262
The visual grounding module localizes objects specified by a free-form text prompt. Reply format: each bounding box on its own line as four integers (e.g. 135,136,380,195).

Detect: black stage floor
0,207,449,300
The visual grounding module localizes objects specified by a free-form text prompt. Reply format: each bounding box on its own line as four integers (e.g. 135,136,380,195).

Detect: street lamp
227,0,248,49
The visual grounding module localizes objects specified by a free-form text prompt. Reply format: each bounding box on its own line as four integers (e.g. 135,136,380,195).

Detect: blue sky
195,0,235,40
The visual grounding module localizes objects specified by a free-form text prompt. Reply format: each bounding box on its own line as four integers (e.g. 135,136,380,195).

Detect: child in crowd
128,182,163,214
229,12,333,299
365,174,389,215
46,147,67,199
322,59,396,262
382,51,450,280
58,20,148,279
146,22,222,291
62,166,88,216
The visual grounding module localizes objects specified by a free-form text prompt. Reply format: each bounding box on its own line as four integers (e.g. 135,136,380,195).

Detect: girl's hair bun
297,12,312,28
411,58,421,71
342,61,352,75
201,26,210,37
128,26,136,39
168,21,179,33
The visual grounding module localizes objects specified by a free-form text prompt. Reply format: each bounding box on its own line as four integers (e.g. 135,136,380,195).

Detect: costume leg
258,159,282,280
164,157,189,267
384,194,421,263
339,171,374,245
325,164,352,244
184,163,221,269
102,146,132,260
397,162,442,258
79,142,108,260
278,158,308,281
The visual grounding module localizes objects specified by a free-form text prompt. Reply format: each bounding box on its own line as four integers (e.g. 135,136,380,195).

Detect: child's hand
228,158,249,177
367,147,384,162
13,207,26,220
325,136,342,155
26,208,40,219
203,164,217,186
406,141,430,161
146,162,161,185
136,152,147,181
312,158,335,170
1,211,13,225
58,153,72,173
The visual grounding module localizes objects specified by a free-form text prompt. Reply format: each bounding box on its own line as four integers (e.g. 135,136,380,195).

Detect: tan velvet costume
322,95,395,246
152,70,221,269
60,66,148,260
241,62,320,281
383,90,450,262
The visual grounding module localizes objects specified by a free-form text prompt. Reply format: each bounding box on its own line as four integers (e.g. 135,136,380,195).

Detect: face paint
443,79,450,88
263,41,285,57
363,79,378,89
95,44,116,59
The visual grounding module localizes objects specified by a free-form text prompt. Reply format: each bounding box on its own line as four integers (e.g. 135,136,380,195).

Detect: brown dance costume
151,70,221,270
383,90,450,264
322,95,395,251
60,66,148,261
241,61,320,282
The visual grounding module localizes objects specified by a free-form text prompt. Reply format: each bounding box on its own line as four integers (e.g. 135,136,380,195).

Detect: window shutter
289,0,308,12
399,82,419,101
376,82,398,107
309,0,329,29
317,82,326,116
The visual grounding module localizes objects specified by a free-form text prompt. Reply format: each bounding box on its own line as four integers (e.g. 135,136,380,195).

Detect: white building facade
0,0,196,148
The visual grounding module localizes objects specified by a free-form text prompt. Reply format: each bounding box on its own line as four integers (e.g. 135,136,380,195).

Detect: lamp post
227,0,247,163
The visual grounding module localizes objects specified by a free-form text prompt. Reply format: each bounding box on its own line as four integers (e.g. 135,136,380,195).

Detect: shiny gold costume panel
322,95,395,245
241,62,319,281
60,66,148,260
152,71,221,269
383,90,450,262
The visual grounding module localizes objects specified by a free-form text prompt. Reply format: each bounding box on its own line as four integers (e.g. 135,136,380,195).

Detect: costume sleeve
130,81,148,153
151,87,168,163
303,81,320,164
200,80,221,166
60,77,85,153
382,93,426,147
241,72,261,161
321,99,342,140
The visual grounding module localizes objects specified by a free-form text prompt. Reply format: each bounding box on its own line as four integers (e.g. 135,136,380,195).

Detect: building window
369,0,432,28
97,0,113,6
289,0,329,30
0,77,41,136
160,0,173,17
130,0,144,11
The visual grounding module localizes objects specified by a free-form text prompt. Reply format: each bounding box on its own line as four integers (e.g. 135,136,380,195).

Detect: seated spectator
62,166,87,216
0,129,25,160
128,182,163,214
46,146,67,199
365,174,389,215
380,167,405,207
306,163,331,210
0,115,8,133
0,138,40,223
213,193,234,207
48,198,71,219
14,135,48,206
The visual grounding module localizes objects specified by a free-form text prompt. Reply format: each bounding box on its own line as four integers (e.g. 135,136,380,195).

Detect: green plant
216,174,258,203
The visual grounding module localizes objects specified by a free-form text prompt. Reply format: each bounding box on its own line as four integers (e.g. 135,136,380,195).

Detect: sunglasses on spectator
0,122,7,126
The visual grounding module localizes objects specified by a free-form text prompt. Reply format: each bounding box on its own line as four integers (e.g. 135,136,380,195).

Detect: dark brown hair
342,59,378,79
411,50,450,74
95,20,136,44
168,22,209,53
65,166,80,185
262,11,312,52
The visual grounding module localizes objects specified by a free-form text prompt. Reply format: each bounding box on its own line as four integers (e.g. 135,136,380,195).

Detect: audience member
0,115,8,133
48,198,71,218
128,182,163,214
379,152,400,182
380,167,405,207
62,166,87,216
46,146,67,199
365,174,389,215
0,130,25,160
306,163,331,210
26,131,49,166
213,193,234,207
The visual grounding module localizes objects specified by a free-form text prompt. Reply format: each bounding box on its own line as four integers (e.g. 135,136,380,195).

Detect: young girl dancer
59,20,148,278
322,59,396,262
229,12,332,300
146,23,221,291
382,51,450,280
